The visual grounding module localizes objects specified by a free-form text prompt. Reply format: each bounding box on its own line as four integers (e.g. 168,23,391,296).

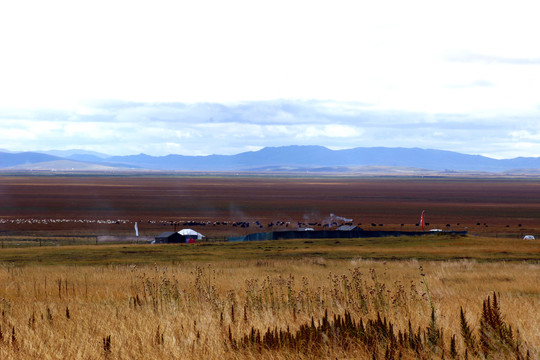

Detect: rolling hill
1,146,540,173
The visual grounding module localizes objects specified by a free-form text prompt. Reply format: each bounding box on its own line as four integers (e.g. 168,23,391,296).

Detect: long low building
228,229,467,242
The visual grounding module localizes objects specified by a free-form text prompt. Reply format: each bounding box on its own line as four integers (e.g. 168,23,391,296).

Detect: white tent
178,229,205,239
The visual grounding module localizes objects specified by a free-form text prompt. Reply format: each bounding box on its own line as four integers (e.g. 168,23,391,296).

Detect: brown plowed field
1,175,540,239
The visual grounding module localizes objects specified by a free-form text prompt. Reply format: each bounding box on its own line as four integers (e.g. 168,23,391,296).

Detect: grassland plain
3,175,540,238
0,258,538,359
0,235,538,265
1,174,540,358
0,236,538,359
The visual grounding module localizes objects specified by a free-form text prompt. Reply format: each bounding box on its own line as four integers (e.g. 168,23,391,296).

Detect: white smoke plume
329,213,353,222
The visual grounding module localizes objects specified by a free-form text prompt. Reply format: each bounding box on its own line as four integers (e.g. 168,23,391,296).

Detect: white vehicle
523,235,535,240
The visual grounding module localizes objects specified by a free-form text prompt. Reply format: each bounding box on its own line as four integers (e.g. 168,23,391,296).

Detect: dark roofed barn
155,231,185,244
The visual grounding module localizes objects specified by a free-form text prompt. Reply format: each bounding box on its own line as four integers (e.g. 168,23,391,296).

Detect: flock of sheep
0,217,348,230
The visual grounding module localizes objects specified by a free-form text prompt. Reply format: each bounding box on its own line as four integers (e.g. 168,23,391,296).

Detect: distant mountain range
2,145,540,174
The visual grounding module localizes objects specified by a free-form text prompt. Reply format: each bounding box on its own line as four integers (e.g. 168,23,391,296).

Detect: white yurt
178,229,205,240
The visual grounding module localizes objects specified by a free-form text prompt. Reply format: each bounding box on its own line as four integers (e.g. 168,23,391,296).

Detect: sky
1,0,540,158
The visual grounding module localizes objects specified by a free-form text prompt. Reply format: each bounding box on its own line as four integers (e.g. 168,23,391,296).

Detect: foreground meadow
0,259,538,359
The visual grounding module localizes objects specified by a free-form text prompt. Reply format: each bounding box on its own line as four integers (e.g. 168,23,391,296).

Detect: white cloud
298,125,362,139
510,130,540,142
2,1,540,158
1,99,540,158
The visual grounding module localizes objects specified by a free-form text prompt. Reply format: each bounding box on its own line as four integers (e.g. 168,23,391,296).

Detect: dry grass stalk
0,260,536,359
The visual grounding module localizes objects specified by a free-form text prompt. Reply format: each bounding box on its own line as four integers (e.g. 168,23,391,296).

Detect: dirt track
1,175,539,238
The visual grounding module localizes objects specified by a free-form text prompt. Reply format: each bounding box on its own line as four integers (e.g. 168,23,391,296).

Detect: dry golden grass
0,259,537,359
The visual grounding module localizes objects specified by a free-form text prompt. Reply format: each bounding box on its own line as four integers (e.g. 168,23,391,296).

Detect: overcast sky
1,0,540,158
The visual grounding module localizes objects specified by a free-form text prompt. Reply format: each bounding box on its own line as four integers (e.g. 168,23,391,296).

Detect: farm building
337,225,361,231
228,229,467,242
154,232,185,244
